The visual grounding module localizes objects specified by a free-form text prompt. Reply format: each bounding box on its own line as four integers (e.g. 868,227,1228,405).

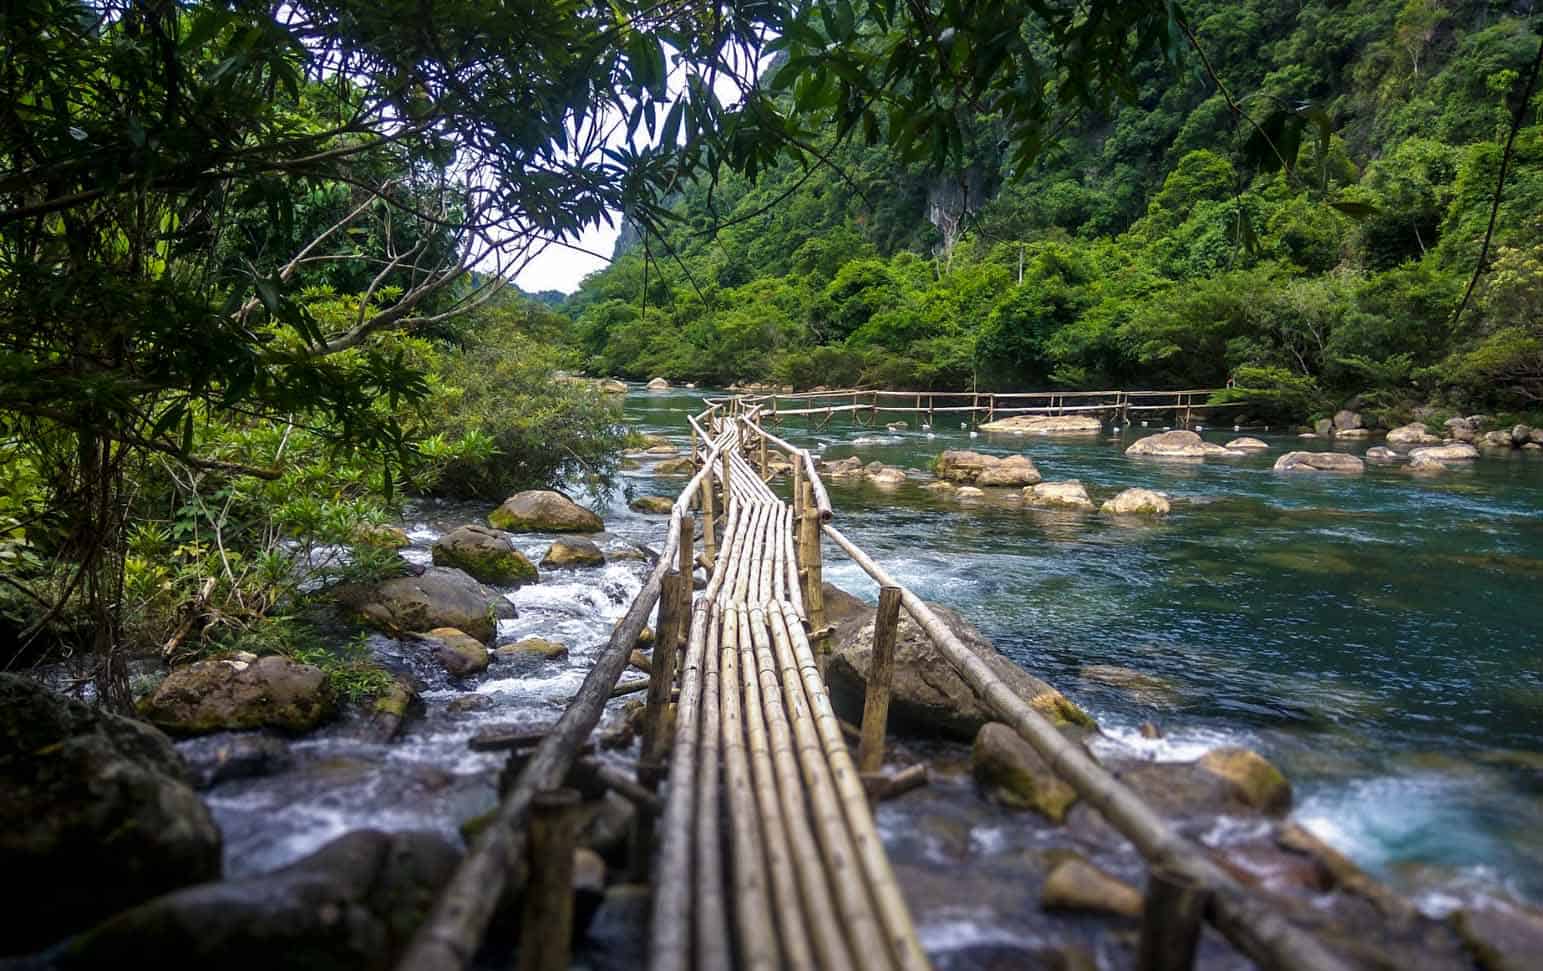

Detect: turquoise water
623,389,1543,909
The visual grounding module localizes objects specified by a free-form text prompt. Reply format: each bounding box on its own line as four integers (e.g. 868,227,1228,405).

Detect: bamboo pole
516,788,582,971
798,479,827,672
720,603,780,971
701,470,718,567
857,586,902,774
819,524,1351,971
773,601,930,971
694,608,730,971
640,569,684,766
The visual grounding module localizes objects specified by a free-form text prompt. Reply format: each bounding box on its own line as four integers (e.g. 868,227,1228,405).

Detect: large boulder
431,525,536,586
933,450,1040,485
489,490,603,533
1100,488,1171,516
1113,746,1292,817
1125,429,1237,459
978,415,1101,435
344,567,515,643
1444,417,1476,442
1479,429,1516,449
1272,451,1365,474
974,454,1042,487
1,674,221,954
1409,443,1480,464
1386,423,1441,448
542,537,605,568
139,656,335,736
1023,480,1095,511
971,723,1078,821
54,830,459,970
865,466,909,487
824,584,1092,741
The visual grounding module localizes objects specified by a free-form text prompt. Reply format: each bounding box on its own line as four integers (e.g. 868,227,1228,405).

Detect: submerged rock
489,490,603,533
824,584,1093,741
865,466,908,486
1366,446,1401,462
1273,451,1365,474
628,496,675,515
1,674,221,954
432,524,537,585
1225,436,1270,450
426,628,491,678
1125,429,1238,459
1079,664,1182,706
954,486,986,500
1023,480,1095,511
178,732,293,788
971,723,1078,822
139,655,335,736
978,414,1101,435
1100,488,1171,516
343,567,514,643
543,536,605,568
53,830,459,970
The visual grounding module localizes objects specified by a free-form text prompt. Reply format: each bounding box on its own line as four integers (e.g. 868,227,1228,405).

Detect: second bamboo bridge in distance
398,392,1352,971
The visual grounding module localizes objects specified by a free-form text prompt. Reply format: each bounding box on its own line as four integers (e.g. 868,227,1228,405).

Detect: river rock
542,536,605,568
365,676,421,744
641,444,677,457
865,466,908,486
971,723,1078,822
1,674,221,953
1125,429,1237,459
1409,443,1480,464
177,731,294,788
1199,747,1292,813
1335,428,1372,439
1314,418,1334,437
489,490,603,533
1100,488,1170,516
1023,480,1095,511
1273,451,1365,474
978,415,1102,435
355,524,410,549
139,655,336,736
426,628,491,677
1408,452,1448,475
599,378,628,394
1444,417,1476,442
1511,423,1534,446
344,567,514,643
495,637,569,662
933,449,994,482
629,496,675,515
1040,857,1142,918
432,524,537,585
1452,898,1543,971
924,480,957,494
646,377,669,390
975,454,1042,487
1479,429,1515,449
1366,446,1401,462
54,830,459,969
1333,409,1363,431
954,486,986,500
824,584,1093,741
1225,437,1270,450
1386,423,1441,447
886,420,909,431
654,457,696,474
823,455,864,477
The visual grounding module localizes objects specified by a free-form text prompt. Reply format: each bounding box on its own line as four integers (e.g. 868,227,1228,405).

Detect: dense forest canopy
568,0,1543,424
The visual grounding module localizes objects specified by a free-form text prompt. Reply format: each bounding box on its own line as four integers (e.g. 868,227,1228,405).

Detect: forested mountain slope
568,0,1543,422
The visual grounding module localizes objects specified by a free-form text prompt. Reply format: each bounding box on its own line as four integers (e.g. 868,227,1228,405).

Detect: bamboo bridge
729,387,1243,429
398,393,1347,971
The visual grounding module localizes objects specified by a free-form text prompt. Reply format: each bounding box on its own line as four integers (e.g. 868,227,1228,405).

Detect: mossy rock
629,495,676,515
972,722,1079,822
489,490,603,533
138,655,336,736
1198,747,1292,814
355,524,410,549
432,525,537,585
426,628,491,678
495,637,569,662
542,537,605,568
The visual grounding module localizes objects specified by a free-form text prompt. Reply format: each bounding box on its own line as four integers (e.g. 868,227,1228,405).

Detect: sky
512,221,621,294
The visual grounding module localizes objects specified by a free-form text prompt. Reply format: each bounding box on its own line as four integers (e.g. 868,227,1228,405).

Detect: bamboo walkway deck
400,391,1351,971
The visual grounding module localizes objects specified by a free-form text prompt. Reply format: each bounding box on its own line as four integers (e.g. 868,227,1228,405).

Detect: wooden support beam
1138,866,1208,971
640,570,684,765
857,585,902,774
797,479,828,674
516,788,582,971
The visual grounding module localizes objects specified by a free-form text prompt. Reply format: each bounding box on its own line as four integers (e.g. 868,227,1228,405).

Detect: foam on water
1090,721,1258,763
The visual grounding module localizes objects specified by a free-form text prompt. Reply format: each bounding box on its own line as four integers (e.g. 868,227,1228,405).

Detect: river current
197,386,1543,952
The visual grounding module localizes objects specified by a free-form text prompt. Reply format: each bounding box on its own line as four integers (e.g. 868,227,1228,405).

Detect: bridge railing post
517,787,583,971
797,479,828,673
640,569,685,768
857,585,902,774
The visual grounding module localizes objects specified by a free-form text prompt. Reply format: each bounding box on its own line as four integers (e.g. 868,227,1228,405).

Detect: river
195,385,1543,959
